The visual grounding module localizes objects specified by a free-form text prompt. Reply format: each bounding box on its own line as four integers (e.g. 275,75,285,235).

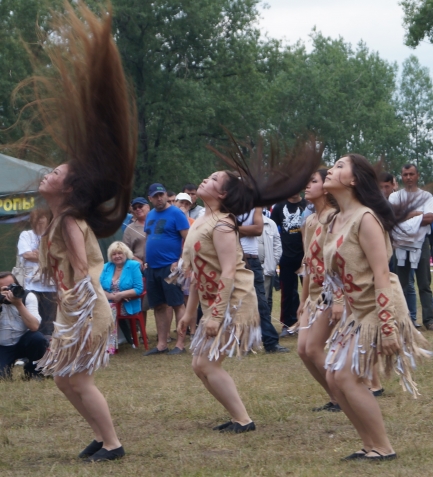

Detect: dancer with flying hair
297,169,343,413
11,2,137,462
177,136,322,433
323,154,430,461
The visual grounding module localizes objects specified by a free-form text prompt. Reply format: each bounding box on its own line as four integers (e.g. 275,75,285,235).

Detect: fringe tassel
35,276,110,376
191,301,261,360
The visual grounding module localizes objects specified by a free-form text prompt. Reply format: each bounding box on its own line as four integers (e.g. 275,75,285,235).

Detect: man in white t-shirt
389,164,433,330
238,208,288,353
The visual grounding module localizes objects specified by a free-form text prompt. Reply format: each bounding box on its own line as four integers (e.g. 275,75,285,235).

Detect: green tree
265,33,408,171
399,55,433,183
401,0,433,47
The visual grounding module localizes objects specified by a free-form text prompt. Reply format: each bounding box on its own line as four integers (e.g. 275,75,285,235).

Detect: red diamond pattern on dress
378,310,392,322
377,293,389,308
381,323,394,336
315,226,322,236
194,241,201,251
337,235,343,248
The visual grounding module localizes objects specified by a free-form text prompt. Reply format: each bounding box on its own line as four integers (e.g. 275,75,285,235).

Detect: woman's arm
359,213,399,355
63,217,88,282
177,285,199,337
359,214,391,290
111,262,143,302
214,221,237,279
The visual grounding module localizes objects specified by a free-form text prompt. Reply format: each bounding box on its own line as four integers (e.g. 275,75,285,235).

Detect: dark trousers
248,258,279,351
279,254,303,327
33,291,57,336
396,237,433,327
0,331,48,378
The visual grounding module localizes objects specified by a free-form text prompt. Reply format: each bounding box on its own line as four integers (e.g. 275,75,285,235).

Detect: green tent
0,152,51,220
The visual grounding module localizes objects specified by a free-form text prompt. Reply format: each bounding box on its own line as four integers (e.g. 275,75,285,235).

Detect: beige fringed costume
324,207,430,396
302,211,341,328
36,218,112,376
182,211,261,359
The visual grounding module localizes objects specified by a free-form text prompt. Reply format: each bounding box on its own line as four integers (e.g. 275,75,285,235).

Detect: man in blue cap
143,183,190,355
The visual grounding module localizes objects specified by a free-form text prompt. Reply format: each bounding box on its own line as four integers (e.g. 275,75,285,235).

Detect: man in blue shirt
143,183,190,355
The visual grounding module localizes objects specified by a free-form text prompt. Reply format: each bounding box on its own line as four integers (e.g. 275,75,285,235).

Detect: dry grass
1,292,433,477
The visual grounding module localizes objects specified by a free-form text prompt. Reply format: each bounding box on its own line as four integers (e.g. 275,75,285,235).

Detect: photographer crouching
0,272,48,380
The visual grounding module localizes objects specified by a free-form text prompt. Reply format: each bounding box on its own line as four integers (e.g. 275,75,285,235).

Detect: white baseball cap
175,192,192,203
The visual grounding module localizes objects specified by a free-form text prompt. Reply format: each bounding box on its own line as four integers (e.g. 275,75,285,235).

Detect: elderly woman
17,208,57,337
100,242,144,348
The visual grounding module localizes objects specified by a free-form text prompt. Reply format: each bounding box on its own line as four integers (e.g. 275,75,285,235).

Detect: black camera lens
8,284,25,299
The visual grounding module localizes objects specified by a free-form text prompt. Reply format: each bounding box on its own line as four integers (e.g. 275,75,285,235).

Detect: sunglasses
132,204,144,210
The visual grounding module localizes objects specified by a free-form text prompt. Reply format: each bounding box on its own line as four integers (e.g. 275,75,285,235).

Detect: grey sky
258,0,433,74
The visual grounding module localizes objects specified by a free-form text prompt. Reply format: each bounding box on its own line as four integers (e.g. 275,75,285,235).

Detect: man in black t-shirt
271,194,307,331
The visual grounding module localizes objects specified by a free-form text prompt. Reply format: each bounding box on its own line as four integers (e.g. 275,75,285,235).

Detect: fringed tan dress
324,207,430,396
301,211,341,328
182,211,261,360
36,218,112,376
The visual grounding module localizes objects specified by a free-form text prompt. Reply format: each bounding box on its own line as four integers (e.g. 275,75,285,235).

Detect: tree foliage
0,0,432,190
401,0,433,47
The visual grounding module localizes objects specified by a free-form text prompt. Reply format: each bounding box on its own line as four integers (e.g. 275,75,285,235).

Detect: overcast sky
258,0,433,75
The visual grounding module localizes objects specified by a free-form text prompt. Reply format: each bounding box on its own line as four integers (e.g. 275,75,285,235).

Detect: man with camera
0,272,48,379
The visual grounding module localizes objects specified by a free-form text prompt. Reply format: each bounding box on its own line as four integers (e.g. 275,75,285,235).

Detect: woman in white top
17,209,56,336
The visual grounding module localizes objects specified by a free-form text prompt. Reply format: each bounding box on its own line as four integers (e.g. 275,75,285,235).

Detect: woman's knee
305,343,323,364
297,341,308,362
54,375,71,393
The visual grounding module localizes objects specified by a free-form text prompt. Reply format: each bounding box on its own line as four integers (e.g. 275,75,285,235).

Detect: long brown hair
208,131,322,216
10,1,137,238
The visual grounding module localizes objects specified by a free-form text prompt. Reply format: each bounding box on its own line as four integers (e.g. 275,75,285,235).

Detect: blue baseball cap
148,183,167,197
131,197,148,206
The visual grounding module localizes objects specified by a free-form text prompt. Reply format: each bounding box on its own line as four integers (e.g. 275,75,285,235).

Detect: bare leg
167,306,173,342
55,372,121,450
297,307,337,403
326,338,394,455
154,304,171,350
192,354,251,425
173,303,186,350
370,362,383,392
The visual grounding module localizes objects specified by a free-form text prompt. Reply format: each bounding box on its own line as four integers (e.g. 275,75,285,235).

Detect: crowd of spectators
2,163,433,378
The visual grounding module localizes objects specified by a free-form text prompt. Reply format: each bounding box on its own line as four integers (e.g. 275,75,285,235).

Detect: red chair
115,278,148,350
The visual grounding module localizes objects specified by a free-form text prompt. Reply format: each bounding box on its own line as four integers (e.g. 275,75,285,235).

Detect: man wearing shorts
143,183,190,355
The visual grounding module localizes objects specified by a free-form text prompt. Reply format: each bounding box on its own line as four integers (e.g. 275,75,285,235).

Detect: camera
0,283,26,305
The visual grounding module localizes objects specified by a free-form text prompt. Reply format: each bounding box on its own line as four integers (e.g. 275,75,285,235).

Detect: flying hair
207,129,323,217
9,1,137,239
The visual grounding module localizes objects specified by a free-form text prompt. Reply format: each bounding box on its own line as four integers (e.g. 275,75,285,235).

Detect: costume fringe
191,301,261,360
36,276,110,376
324,274,431,398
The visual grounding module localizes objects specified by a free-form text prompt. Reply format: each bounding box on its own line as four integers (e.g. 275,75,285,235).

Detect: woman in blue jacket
100,241,143,346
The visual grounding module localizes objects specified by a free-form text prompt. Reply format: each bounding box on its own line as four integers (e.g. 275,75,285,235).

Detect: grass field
1,292,433,477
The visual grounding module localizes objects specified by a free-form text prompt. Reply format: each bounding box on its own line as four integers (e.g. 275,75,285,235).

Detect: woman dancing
323,154,429,461
17,3,137,462
177,138,321,433
297,169,342,412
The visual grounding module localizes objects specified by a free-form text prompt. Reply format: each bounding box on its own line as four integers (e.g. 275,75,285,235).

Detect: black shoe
78,440,103,458
414,322,422,329
362,449,397,461
371,388,384,397
85,446,125,462
220,421,256,434
213,420,233,431
341,449,367,461
167,347,186,355
266,344,289,353
312,402,341,412
143,347,169,356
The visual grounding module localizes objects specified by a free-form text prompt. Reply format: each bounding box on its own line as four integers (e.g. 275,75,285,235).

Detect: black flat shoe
341,449,367,461
78,440,103,458
371,388,384,397
220,421,256,434
363,449,397,461
85,446,125,462
312,402,341,412
143,347,168,356
213,421,233,431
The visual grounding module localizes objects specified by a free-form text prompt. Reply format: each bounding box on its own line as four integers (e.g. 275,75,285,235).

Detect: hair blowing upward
10,1,137,238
